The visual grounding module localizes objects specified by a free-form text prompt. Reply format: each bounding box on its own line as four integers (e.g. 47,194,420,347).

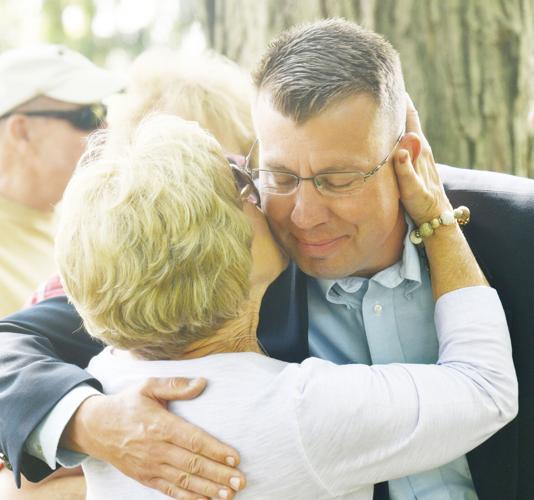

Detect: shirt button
373,304,383,314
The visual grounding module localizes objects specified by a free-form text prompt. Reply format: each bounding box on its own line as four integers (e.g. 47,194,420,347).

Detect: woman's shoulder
87,350,291,394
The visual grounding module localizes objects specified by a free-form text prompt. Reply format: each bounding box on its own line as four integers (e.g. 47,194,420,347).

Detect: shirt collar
317,212,423,303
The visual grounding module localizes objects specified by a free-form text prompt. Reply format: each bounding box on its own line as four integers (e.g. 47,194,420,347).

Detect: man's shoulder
0,293,101,364
439,164,534,228
439,164,534,198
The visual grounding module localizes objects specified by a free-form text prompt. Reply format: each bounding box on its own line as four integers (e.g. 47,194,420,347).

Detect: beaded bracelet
409,206,471,245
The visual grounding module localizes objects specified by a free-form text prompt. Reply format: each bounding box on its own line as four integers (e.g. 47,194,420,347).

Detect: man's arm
0,465,85,500
0,296,101,483
0,296,245,499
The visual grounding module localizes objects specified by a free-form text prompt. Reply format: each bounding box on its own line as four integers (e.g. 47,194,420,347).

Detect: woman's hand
394,94,453,226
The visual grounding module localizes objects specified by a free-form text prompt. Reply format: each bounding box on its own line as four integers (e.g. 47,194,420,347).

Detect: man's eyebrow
262,161,294,172
317,163,368,174
262,161,369,174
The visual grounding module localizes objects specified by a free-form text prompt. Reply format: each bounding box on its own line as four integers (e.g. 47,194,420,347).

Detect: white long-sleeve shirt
82,287,517,499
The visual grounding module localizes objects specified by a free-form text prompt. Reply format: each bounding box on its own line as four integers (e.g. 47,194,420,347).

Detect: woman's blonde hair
56,114,253,360
107,49,255,156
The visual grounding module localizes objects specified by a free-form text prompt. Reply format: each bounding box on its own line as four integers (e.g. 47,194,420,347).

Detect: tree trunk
197,0,534,178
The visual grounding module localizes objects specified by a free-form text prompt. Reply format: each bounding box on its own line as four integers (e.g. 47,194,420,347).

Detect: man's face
253,92,406,279
30,105,88,189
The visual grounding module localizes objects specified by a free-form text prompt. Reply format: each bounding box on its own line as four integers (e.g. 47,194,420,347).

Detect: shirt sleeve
293,286,517,496
25,384,101,469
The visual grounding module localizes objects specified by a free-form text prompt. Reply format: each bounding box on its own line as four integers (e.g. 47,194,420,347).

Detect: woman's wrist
423,223,489,299
410,206,470,245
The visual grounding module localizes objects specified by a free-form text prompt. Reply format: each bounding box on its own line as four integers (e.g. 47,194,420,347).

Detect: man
0,44,124,317
1,20,533,500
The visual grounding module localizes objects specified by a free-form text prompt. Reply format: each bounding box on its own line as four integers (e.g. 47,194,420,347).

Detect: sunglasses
0,104,107,131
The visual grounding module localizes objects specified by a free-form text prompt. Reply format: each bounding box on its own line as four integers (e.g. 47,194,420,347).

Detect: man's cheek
262,196,290,224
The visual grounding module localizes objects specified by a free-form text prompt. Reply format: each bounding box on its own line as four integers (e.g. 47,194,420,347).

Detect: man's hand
61,377,245,499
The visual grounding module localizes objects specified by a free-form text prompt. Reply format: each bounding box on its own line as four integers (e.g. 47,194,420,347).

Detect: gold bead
419,222,434,238
440,210,455,225
431,218,440,229
457,206,471,225
410,229,423,245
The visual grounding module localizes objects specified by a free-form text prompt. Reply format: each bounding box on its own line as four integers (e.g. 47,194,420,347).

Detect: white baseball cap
0,44,125,116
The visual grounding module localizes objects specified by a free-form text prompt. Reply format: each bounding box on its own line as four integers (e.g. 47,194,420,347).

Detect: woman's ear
398,132,422,165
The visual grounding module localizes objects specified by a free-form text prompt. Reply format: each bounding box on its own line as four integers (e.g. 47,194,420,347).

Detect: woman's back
84,351,349,499
84,288,516,500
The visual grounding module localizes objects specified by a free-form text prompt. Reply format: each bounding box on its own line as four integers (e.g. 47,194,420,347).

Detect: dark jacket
0,165,532,500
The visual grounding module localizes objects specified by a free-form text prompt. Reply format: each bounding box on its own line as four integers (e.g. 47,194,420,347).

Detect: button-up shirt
307,219,479,500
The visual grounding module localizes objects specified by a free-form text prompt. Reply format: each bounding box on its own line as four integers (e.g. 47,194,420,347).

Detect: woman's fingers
394,148,447,225
405,94,433,157
394,149,425,200
405,93,423,136
399,94,452,225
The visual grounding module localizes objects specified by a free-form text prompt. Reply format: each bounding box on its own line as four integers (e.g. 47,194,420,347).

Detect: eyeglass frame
243,129,405,197
0,103,107,131
229,160,261,206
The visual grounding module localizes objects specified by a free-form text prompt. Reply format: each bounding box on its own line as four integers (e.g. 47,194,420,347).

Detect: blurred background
1,0,533,177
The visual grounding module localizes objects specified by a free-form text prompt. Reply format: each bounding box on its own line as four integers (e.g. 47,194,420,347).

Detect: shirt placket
362,281,406,364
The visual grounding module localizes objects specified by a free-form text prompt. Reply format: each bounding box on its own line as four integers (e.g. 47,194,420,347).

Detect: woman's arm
293,286,516,495
393,95,488,299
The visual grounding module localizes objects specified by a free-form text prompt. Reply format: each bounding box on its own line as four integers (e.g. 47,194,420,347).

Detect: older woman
0,50,258,500
53,114,516,500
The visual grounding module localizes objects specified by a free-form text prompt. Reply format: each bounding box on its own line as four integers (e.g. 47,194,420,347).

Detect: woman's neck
177,287,265,360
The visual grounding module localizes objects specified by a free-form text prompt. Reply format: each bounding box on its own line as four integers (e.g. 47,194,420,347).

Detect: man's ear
398,132,422,165
4,114,31,148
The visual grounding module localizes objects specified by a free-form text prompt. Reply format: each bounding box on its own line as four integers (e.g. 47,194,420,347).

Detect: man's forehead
254,93,388,169
254,91,383,138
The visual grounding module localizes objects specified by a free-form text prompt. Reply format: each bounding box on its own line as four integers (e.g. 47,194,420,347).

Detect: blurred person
1,19,533,500
1,45,256,499
53,115,517,498
107,48,255,158
0,44,123,317
24,48,253,309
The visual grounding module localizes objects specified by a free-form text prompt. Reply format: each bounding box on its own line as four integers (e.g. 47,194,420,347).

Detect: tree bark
197,0,534,177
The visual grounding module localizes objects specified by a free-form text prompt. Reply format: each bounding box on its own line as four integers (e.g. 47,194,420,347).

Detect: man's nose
290,179,330,230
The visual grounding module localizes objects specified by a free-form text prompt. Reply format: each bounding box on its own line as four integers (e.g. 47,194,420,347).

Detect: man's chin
293,256,356,280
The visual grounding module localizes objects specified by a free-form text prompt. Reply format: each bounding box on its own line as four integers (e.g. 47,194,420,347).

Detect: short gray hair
252,18,405,132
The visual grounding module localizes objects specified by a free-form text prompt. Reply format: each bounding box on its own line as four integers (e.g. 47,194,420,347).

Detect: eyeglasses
229,160,260,205
0,104,107,131
244,130,404,197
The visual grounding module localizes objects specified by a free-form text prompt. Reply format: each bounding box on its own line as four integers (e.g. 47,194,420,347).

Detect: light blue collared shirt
307,218,479,500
